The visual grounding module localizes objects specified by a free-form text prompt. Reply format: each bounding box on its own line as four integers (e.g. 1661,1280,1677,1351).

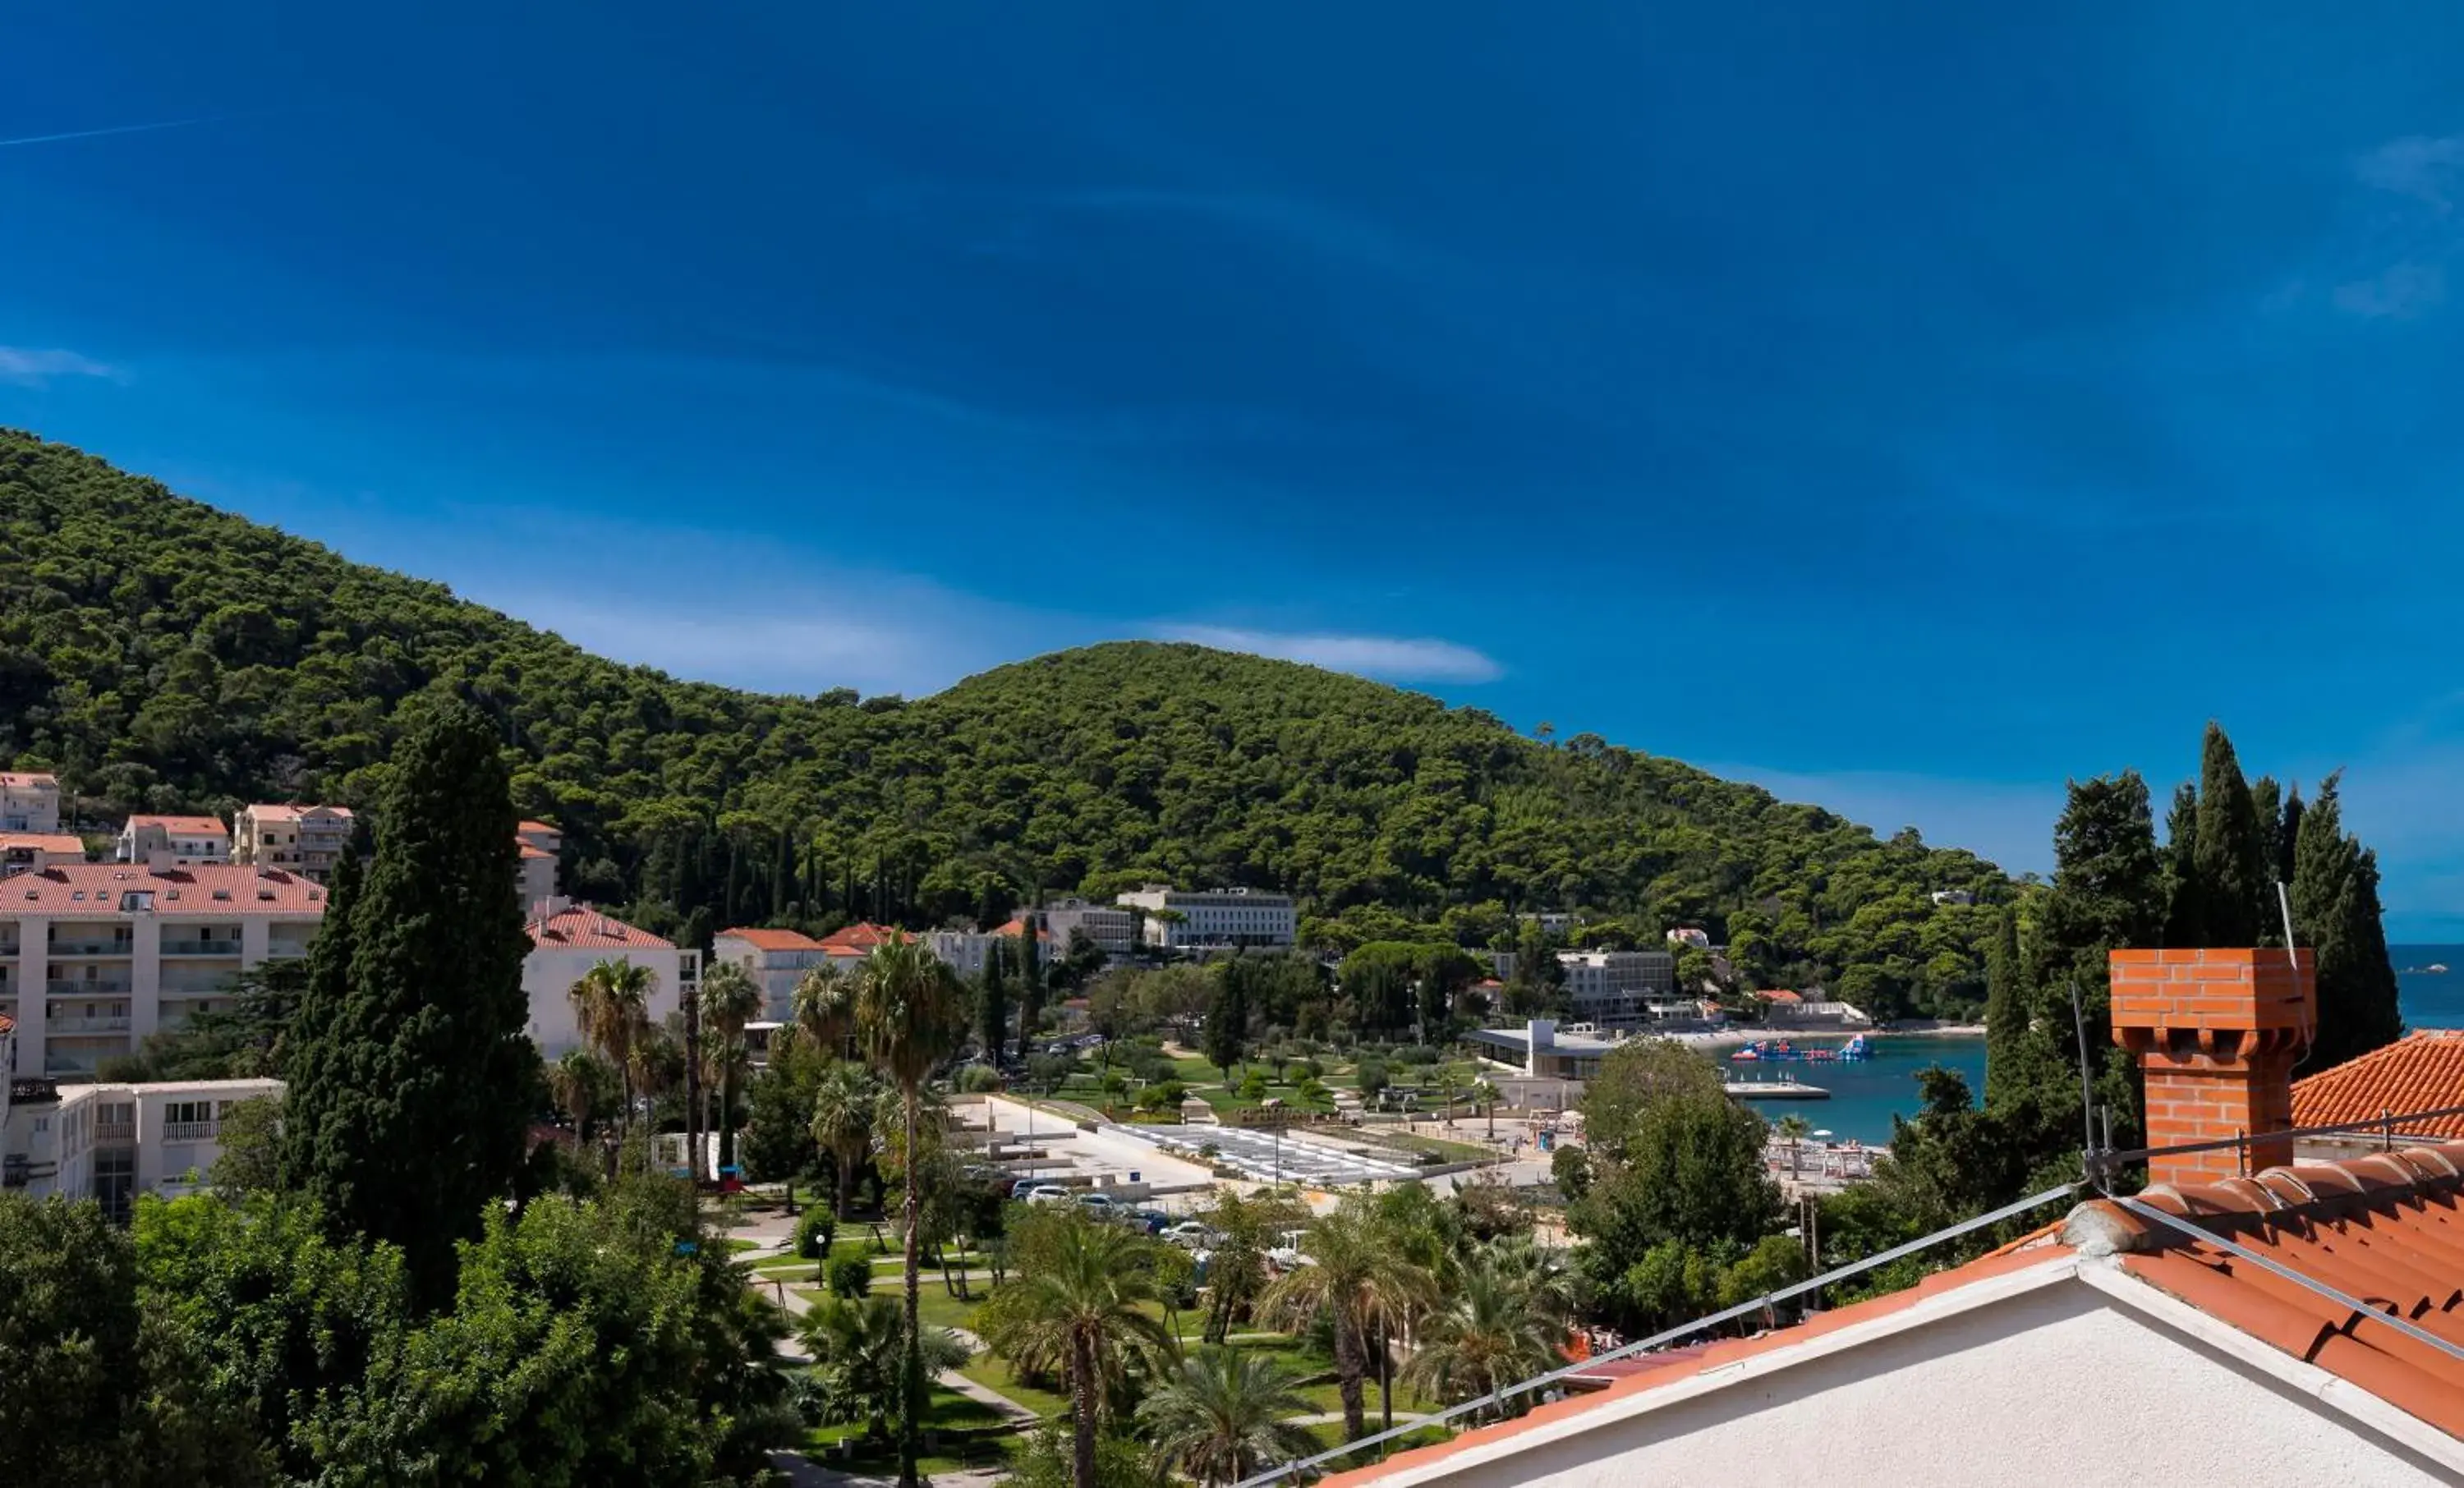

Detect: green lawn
1362,1132,1495,1164
804,1388,1018,1476
958,1353,1071,1421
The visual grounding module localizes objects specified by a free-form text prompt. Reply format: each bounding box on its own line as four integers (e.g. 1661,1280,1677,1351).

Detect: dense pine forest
0,429,2011,1013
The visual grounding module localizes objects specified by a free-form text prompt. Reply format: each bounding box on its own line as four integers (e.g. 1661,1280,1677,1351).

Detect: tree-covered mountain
0,429,2011,1013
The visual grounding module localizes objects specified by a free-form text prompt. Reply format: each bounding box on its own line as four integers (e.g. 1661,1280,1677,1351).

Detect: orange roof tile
2293,1030,2464,1141
0,833,88,855
245,802,353,823
517,843,556,860
719,926,826,953
527,906,673,951
0,862,325,915
124,815,229,837
818,922,899,953
1754,988,1804,1003
517,820,560,835
0,771,58,789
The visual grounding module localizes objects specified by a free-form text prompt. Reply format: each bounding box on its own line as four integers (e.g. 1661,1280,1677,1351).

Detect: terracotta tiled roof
528,906,673,951
517,843,556,860
2293,1031,2464,1141
124,815,229,837
0,833,89,855
1754,989,1804,1003
0,863,326,915
246,803,353,823
818,922,899,953
991,918,1050,939
1321,1143,2464,1483
0,771,58,789
718,926,826,953
517,820,559,836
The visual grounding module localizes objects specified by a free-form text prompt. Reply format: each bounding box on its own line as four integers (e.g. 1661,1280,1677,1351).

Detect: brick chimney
2109,948,2315,1187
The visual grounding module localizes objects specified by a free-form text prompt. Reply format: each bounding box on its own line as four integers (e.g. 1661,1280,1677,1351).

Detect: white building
925,929,1003,980
710,926,830,1022
1555,949,1678,1023
1041,899,1139,958
2,1074,281,1221
0,862,329,1079
517,820,562,909
523,901,700,1058
233,804,355,881
1666,926,1712,949
0,771,61,834
1115,885,1297,948
117,814,233,866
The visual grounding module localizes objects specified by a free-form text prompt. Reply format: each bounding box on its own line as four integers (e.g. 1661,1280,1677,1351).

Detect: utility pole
683,974,703,1185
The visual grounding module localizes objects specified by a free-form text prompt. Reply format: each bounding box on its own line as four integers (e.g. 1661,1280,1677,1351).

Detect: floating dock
1726,1078,1830,1099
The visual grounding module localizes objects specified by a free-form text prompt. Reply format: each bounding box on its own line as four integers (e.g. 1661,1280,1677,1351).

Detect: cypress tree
2190,722,2267,946
2292,775,2406,1071
1013,917,1043,1059
2161,782,2200,947
280,698,537,1310
280,849,361,1188
771,829,794,918
1204,961,1248,1076
977,939,1008,1063
1982,908,2030,1109
2277,785,2305,895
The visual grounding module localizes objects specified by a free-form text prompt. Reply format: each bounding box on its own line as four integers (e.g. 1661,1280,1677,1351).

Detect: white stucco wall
523,944,686,1058
1386,1270,2453,1488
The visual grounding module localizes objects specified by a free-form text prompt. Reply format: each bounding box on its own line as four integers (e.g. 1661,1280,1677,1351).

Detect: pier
1726,1077,1829,1100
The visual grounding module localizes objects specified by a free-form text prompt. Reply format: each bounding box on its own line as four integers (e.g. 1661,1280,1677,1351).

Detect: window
165,1100,212,1125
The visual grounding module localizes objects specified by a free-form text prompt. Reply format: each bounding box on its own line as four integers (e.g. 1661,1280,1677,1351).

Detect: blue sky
8,6,2464,935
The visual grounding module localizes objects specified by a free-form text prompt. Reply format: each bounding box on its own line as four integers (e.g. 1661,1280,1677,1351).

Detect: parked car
1128,1208,1171,1234
1025,1184,1073,1206
1165,1220,1218,1248
1075,1192,1117,1218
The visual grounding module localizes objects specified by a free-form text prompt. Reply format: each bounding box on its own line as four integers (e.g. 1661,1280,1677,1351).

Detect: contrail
0,116,232,149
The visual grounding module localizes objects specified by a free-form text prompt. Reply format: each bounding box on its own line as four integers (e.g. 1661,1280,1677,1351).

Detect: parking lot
1127,1123,1422,1187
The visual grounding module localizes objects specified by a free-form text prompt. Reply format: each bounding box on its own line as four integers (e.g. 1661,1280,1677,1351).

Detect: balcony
48,1016,132,1034
48,939,131,958
94,1121,134,1143
43,1059,99,1079
160,939,244,957
162,1120,219,1142
48,980,131,997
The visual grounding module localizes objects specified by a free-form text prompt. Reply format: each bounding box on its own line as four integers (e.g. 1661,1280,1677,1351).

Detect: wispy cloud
2329,133,2464,320
0,346,122,388
1706,764,2066,878
0,115,241,151
1153,624,1502,683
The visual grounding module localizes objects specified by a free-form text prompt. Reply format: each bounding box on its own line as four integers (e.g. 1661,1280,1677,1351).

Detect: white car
1025,1184,1073,1206
1164,1220,1217,1248
1076,1193,1117,1216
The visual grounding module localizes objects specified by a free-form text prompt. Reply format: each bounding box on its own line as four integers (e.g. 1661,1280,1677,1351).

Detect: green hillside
0,428,2010,1014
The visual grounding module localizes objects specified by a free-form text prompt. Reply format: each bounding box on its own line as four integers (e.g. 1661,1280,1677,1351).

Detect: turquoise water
1732,952,2463,1146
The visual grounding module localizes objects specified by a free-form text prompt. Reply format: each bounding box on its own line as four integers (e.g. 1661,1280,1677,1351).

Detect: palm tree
697,960,765,1175
792,960,855,1053
1257,1193,1437,1443
802,1293,973,1442
1473,1079,1501,1139
1480,1234,1578,1335
568,958,652,1155
811,1062,881,1220
544,1047,611,1140
979,1215,1176,1488
1775,1112,1811,1178
1402,1253,1564,1424
837,935,970,1488
1137,1348,1319,1487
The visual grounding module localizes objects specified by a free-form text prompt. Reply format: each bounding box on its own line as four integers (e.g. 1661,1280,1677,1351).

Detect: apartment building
517,820,563,909
925,929,1004,980
1041,898,1138,958
117,814,233,866
0,863,329,1079
1556,948,1679,1023
0,772,61,834
523,901,700,1058
2,1074,281,1220
233,803,355,880
1115,885,1298,948
710,926,830,1022
1,833,88,875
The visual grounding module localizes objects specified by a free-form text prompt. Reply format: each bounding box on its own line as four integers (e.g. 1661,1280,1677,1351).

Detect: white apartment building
925,929,1002,980
0,863,329,1079
517,820,562,909
524,901,700,1058
0,772,61,834
117,814,233,866
1041,898,1138,958
710,926,830,1022
1115,885,1298,948
1556,948,1679,1023
232,803,355,881
2,1074,281,1221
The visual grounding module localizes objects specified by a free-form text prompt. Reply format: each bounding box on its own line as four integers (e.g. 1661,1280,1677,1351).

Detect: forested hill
0,429,2011,1013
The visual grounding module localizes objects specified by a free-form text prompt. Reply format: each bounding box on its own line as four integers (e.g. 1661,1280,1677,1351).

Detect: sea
1731,945,2464,1146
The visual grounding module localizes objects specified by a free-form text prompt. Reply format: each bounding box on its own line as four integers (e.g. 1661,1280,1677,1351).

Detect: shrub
795,1207,838,1261
1354,1059,1390,1099
1237,1070,1268,1100
828,1255,872,1300
1395,1045,1441,1066
956,1063,1004,1093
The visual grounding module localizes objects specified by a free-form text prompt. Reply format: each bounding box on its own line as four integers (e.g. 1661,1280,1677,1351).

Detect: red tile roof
517,820,559,836
0,771,57,789
0,863,325,915
527,906,673,951
245,803,354,823
2294,1030,2464,1142
124,815,229,837
991,917,1050,940
517,843,556,860
0,833,88,856
1321,1142,2464,1482
1754,989,1804,1003
818,922,899,953
718,926,825,953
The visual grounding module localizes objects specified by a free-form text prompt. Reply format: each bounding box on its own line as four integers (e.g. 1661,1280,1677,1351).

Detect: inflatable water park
1730,1033,1873,1063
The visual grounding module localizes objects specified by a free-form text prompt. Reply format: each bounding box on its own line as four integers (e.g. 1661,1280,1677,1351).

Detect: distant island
2402,963,2451,975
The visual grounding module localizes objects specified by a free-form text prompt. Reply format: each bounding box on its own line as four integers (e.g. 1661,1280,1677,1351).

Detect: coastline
1663,1021,1986,1053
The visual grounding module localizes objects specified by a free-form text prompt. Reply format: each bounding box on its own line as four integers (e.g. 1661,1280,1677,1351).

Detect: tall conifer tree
977,938,1009,1063
1982,908,2030,1109
2292,775,2405,1071
2162,783,2200,946
2190,723,2267,946
1014,916,1043,1059
2020,770,2163,1160
281,697,537,1309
